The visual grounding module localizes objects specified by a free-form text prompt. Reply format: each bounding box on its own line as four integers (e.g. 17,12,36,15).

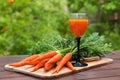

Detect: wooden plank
0,56,28,72
85,76,120,80
105,50,120,59
56,68,120,80
0,56,27,66
4,58,113,79
0,71,75,80
91,63,120,71
1,51,120,79
0,71,41,80
0,77,40,80
1,59,119,80
1,56,119,71
75,68,120,80
51,68,120,80
0,71,24,79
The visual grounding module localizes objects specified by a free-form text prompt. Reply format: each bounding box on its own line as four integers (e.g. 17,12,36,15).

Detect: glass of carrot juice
69,13,88,67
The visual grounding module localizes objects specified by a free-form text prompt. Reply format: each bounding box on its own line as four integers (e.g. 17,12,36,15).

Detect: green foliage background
68,0,120,50
0,0,120,55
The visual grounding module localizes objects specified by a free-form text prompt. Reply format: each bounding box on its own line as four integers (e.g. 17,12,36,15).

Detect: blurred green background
0,0,120,55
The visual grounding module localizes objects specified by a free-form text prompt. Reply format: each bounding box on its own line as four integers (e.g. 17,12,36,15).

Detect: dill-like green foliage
80,33,113,58
28,32,113,58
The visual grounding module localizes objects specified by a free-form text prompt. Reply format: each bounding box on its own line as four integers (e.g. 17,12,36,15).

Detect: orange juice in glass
69,13,88,67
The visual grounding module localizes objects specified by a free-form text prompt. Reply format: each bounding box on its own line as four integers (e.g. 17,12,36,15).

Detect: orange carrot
52,61,75,73
56,53,72,72
9,54,39,67
44,54,62,71
52,61,61,74
32,51,57,63
21,54,39,62
26,60,40,65
9,61,28,67
52,65,58,74
32,58,50,71
44,63,55,71
46,54,62,64
26,55,41,65
66,61,75,71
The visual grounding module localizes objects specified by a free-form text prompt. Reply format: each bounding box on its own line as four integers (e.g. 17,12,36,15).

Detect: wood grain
4,58,113,79
1,51,120,80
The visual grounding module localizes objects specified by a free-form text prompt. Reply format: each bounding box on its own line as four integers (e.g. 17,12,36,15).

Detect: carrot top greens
28,32,113,59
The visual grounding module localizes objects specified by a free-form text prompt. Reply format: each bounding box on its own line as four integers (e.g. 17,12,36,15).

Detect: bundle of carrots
9,51,76,73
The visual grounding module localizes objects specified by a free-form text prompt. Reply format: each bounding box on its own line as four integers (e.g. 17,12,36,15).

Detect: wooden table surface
0,51,120,80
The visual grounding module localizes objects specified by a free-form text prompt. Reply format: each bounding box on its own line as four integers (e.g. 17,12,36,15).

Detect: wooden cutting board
4,58,113,79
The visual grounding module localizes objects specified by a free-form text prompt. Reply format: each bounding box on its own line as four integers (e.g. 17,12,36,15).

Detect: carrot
46,54,62,64
32,51,57,63
52,61,75,74
32,58,50,71
52,54,74,74
44,54,62,71
26,55,42,65
66,61,76,71
52,61,61,74
26,60,40,65
21,54,39,62
9,54,39,67
52,65,58,74
56,53,72,72
44,63,55,71
9,61,28,67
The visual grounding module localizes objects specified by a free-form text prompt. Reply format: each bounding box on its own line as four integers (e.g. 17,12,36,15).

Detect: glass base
73,61,88,67
72,60,88,67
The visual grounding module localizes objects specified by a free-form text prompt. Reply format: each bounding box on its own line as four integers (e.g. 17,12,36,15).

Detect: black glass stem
73,37,88,67
77,37,80,61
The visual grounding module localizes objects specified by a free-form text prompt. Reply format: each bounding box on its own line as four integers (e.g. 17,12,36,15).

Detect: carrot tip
52,72,56,74
52,70,57,74
31,69,36,72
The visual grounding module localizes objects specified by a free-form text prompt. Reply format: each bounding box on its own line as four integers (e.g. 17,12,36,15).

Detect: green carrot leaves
28,32,113,58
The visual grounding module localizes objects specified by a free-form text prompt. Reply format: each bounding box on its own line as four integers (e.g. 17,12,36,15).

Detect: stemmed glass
69,13,88,67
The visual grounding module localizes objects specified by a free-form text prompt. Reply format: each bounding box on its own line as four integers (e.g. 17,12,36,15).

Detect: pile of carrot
9,51,76,73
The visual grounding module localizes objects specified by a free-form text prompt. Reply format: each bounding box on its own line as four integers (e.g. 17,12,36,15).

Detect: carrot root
32,58,50,71
46,54,62,64
56,53,72,72
21,54,39,62
44,63,55,71
9,61,28,67
66,61,76,71
32,51,57,62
